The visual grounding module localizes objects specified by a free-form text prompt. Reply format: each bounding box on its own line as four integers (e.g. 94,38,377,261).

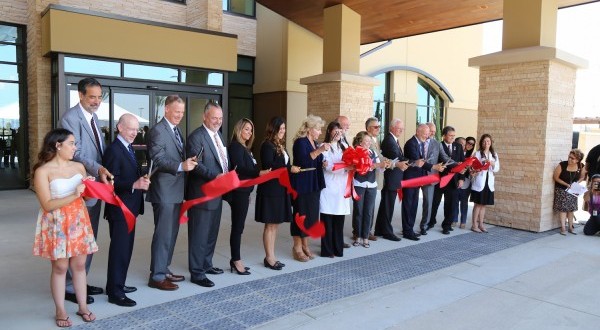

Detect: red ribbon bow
333,146,373,200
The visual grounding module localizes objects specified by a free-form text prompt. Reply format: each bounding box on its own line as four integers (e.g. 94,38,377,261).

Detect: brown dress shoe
148,279,179,291
368,233,378,241
165,273,185,282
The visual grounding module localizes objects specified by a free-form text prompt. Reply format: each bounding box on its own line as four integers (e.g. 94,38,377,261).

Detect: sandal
471,227,482,233
292,249,309,262
352,241,360,247
362,242,370,248
76,311,95,323
55,316,72,328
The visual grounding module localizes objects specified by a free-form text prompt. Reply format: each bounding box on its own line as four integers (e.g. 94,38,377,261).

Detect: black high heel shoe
230,260,250,275
263,258,283,270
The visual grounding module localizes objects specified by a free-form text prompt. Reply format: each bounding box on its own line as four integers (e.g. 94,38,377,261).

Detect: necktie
173,127,183,147
214,133,228,172
420,142,425,158
424,140,429,159
447,144,452,157
90,117,102,156
127,144,136,161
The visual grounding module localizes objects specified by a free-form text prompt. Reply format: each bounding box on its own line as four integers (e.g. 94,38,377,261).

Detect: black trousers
401,187,419,236
229,191,251,261
583,216,600,235
321,214,345,257
441,188,459,230
291,191,320,237
374,189,398,236
430,183,444,227
106,215,135,298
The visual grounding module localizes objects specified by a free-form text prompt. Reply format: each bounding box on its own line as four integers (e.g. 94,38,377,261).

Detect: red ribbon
396,174,441,201
294,213,325,238
179,168,297,224
82,180,137,233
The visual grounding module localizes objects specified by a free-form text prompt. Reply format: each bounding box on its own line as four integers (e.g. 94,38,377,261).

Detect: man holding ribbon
185,101,228,288
103,114,150,306
59,77,112,304
146,95,197,291
401,124,445,240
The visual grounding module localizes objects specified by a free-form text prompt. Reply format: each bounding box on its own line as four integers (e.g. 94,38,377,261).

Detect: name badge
593,210,598,217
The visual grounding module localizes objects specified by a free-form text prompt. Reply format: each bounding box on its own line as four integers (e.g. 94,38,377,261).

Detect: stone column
300,4,378,131
469,0,587,232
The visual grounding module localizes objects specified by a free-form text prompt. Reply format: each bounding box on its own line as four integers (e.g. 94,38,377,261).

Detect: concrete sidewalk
1,189,598,329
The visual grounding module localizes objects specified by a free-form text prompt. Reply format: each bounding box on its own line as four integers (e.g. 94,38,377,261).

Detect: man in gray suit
185,101,228,288
419,122,453,235
146,95,197,291
59,77,113,304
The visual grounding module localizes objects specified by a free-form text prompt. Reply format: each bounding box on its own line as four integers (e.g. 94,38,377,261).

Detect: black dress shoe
206,267,224,275
448,227,454,231
420,230,428,235
87,285,103,295
123,286,137,293
442,229,450,235
415,233,422,237
427,224,435,230
191,278,215,287
343,243,351,249
108,296,137,307
65,292,94,304
403,234,420,241
382,234,401,241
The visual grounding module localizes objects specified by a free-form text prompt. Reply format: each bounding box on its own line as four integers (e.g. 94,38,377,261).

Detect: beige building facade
1,0,590,233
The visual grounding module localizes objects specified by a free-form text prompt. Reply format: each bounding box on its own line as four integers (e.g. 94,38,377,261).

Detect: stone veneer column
301,72,378,138
470,47,586,232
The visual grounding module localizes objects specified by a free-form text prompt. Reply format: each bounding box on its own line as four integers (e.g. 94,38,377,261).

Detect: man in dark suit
59,77,113,304
146,95,197,291
435,126,466,234
185,101,228,288
103,114,150,307
419,122,453,235
374,118,409,241
401,124,444,240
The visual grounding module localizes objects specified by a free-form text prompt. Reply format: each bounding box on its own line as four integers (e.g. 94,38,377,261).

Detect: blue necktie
127,144,136,160
419,142,425,158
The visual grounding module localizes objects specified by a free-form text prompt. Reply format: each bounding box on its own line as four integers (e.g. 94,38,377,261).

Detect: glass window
372,72,389,141
181,69,224,86
229,71,253,85
0,25,19,43
64,57,121,77
227,56,254,134
0,44,17,62
417,78,445,140
0,23,27,188
223,0,255,17
124,63,178,82
0,64,18,81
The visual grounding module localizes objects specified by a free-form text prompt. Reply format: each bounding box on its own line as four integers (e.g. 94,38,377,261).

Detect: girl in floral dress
32,128,98,327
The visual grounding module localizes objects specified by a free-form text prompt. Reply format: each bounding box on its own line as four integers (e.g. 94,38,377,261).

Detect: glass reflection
64,57,121,77
182,70,223,86
124,64,178,82
0,44,17,62
0,64,18,81
114,93,150,166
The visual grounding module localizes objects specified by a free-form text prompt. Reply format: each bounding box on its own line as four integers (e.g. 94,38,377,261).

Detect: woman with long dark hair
470,134,500,233
32,128,98,327
228,118,271,275
255,117,300,270
319,121,349,257
553,149,585,235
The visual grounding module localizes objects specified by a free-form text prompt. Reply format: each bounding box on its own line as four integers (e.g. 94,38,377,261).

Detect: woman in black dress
228,118,270,275
465,136,476,157
255,117,300,270
552,149,585,235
